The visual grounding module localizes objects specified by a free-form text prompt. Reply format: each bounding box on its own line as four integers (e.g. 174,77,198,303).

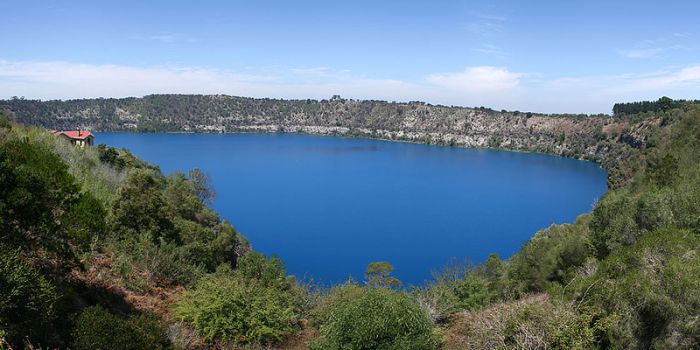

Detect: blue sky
1,0,698,113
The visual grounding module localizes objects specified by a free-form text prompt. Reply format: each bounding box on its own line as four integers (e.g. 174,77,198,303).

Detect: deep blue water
97,132,608,285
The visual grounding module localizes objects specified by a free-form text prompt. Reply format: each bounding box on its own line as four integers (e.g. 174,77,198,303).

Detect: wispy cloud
610,65,700,92
466,12,506,36
620,33,692,59
1,59,700,114
473,44,507,58
148,32,197,43
618,45,687,59
673,32,691,38
0,60,417,102
426,66,523,92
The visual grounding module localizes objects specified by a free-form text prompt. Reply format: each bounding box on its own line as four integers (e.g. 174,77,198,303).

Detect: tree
0,139,97,261
188,168,216,205
97,144,125,169
110,169,177,243
365,261,401,288
658,96,674,110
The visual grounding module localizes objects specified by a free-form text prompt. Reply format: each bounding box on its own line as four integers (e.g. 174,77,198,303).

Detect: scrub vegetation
0,98,699,349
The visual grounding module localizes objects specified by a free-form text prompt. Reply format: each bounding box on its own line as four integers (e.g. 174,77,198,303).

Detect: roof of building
50,129,94,140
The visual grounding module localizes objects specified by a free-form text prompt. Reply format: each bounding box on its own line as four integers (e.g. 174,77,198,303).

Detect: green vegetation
310,286,437,350
0,249,58,343
1,99,699,349
0,117,257,348
174,274,296,344
72,306,167,350
365,261,402,288
612,96,699,116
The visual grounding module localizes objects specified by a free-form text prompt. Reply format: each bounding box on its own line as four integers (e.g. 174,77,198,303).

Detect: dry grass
443,294,594,350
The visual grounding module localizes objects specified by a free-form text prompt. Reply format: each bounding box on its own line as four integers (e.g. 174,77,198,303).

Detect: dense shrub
72,306,168,350
311,286,437,350
507,215,594,294
113,233,205,290
0,138,97,260
97,144,126,169
109,168,241,290
110,169,177,243
0,249,58,345
569,228,700,349
235,251,290,289
174,274,296,344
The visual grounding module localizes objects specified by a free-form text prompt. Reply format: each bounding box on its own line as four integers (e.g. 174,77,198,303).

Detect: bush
414,263,495,324
449,295,598,350
0,138,95,261
72,306,167,350
236,251,292,289
569,228,700,349
311,286,437,350
113,232,204,290
0,249,58,346
507,215,594,294
174,274,296,344
110,169,177,243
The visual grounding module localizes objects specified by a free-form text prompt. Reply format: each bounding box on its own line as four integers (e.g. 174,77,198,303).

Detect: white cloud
610,64,700,92
1,59,699,114
426,66,523,92
0,59,419,102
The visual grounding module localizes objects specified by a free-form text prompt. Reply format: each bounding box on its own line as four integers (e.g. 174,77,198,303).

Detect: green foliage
646,152,679,186
0,113,10,129
569,228,700,349
612,96,697,115
310,286,437,350
72,306,168,350
110,169,177,243
365,261,401,288
414,261,498,324
590,190,640,257
67,192,108,248
0,138,96,260
3,101,700,349
174,274,296,344
0,249,58,345
113,232,205,290
507,215,594,294
236,252,290,289
97,144,126,169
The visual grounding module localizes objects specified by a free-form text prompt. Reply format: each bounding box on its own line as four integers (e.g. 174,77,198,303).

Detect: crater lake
97,132,608,285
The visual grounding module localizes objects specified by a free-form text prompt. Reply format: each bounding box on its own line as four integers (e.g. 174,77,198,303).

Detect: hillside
1,99,699,349
0,95,664,187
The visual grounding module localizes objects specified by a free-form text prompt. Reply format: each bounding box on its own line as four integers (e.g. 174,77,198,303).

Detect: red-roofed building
51,129,94,147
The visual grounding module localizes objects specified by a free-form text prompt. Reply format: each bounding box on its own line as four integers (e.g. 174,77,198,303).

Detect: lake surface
97,132,608,285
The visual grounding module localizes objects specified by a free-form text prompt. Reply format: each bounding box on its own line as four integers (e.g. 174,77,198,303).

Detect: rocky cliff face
1,94,659,187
